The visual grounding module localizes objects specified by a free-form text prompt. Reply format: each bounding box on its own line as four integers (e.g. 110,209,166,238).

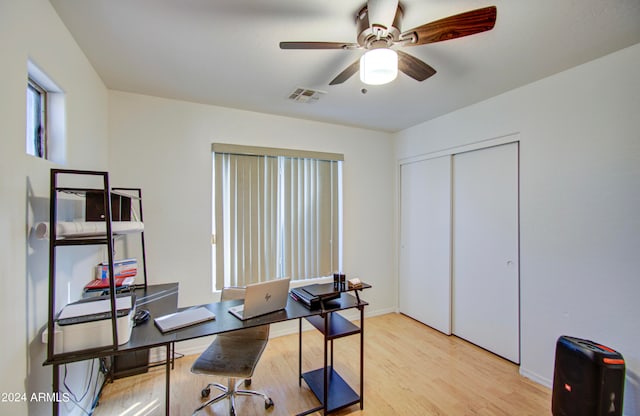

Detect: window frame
211,144,344,290
26,77,48,159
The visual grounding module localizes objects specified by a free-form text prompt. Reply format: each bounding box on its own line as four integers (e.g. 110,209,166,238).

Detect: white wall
395,42,640,414
107,91,396,345
0,0,110,415
4,1,637,413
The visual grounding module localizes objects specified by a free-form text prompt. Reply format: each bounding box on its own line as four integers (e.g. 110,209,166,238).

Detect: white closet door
399,156,451,334
452,142,520,362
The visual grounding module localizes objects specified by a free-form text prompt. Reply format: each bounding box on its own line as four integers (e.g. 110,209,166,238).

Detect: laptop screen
229,278,290,320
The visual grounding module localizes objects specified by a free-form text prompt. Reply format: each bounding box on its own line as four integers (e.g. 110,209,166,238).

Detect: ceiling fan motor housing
356,5,404,49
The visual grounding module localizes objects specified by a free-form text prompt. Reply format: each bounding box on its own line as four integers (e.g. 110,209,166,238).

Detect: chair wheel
265,398,274,409
244,378,251,387
230,407,236,416
201,387,210,398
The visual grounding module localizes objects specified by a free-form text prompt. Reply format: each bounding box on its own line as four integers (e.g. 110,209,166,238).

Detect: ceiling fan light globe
360,48,398,85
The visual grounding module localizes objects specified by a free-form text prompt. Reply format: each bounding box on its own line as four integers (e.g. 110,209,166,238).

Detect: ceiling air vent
288,87,326,103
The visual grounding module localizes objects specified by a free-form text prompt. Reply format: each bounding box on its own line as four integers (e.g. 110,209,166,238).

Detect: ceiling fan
279,0,497,86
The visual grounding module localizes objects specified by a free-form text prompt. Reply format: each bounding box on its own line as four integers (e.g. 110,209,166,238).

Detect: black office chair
191,287,274,415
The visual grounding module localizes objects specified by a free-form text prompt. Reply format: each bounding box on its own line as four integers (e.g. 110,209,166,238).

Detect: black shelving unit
298,288,369,415
44,169,147,415
108,186,151,379
111,187,148,291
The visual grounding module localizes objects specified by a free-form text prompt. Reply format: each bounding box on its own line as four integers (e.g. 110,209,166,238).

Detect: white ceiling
49,0,640,132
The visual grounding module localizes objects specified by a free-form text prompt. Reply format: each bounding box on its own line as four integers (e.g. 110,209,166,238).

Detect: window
212,144,343,289
26,60,65,163
26,78,47,158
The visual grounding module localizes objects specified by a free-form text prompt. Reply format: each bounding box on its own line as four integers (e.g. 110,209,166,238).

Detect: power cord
61,358,104,415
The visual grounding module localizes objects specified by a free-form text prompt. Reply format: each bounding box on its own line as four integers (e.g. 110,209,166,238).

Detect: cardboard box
95,258,138,280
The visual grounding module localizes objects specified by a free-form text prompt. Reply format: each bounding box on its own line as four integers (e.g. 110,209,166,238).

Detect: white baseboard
519,367,552,389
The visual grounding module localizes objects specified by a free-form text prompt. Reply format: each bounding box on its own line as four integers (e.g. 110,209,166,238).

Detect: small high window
26,60,65,163
26,77,48,158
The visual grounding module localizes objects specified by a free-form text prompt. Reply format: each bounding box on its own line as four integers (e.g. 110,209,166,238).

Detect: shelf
297,287,369,415
302,367,360,413
55,187,141,200
56,187,109,196
46,169,148,363
43,345,119,366
53,237,112,246
53,232,139,245
45,169,150,416
305,312,361,340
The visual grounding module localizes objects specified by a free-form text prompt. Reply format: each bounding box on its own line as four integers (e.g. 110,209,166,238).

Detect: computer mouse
134,308,150,325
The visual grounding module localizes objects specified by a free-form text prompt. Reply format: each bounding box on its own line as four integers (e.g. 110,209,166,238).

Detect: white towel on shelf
35,221,144,239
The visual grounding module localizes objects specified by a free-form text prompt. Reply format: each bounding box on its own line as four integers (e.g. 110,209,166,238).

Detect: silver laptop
228,278,290,320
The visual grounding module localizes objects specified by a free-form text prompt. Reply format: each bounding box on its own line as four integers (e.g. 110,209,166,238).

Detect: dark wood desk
169,287,369,415
45,283,369,415
44,283,180,416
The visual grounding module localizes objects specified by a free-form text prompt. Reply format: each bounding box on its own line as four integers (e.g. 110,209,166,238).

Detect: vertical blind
213,145,342,289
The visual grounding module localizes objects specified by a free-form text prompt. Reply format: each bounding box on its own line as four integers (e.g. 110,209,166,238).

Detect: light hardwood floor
94,313,551,415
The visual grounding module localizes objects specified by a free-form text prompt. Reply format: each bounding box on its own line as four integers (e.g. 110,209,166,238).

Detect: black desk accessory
301,283,341,300
133,309,150,325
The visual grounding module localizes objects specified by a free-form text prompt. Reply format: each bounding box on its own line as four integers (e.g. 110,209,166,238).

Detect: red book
84,276,135,291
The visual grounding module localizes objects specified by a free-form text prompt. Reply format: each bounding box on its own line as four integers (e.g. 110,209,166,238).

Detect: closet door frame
397,133,520,353
398,155,452,334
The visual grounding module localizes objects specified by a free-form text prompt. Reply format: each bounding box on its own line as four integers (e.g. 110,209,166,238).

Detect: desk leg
171,342,175,370
360,306,364,410
298,318,302,387
323,313,329,415
52,364,59,416
329,313,334,368
165,343,171,415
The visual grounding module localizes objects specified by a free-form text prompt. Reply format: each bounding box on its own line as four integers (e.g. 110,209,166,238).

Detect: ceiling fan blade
279,41,358,50
329,59,360,85
397,50,436,81
401,6,497,46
